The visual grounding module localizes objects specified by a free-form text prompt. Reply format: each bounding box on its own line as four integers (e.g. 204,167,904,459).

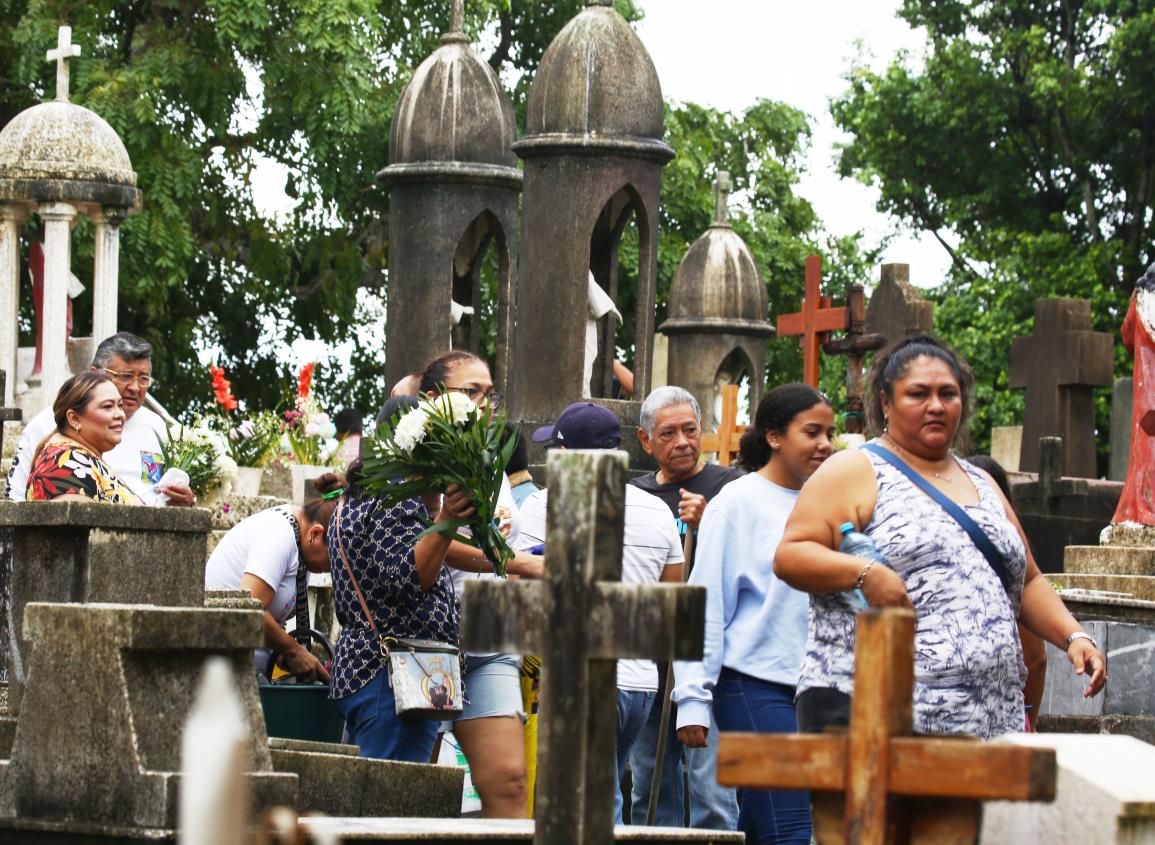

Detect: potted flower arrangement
209,364,282,496
160,421,238,503
282,362,339,503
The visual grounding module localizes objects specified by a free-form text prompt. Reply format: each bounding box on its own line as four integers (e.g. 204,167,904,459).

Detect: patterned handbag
334,499,464,720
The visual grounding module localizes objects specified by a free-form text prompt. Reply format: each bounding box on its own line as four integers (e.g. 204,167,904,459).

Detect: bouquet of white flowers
360,391,517,576
161,422,239,497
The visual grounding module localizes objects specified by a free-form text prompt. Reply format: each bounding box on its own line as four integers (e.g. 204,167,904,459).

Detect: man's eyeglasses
102,368,158,389
444,386,503,407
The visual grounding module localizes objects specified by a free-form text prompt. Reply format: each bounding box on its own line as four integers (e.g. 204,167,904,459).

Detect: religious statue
1112,262,1155,525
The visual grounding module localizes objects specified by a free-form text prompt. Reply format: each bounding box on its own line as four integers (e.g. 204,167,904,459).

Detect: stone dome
661,224,774,336
387,33,518,171
523,2,666,144
0,100,135,186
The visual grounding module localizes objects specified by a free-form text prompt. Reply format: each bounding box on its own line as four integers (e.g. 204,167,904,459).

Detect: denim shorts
457,653,526,722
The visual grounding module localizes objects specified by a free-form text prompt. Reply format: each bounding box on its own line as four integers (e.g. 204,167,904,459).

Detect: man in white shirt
516,401,684,824
6,332,196,506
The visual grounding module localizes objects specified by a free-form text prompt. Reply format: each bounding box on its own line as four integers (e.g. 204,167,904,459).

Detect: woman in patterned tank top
775,335,1107,740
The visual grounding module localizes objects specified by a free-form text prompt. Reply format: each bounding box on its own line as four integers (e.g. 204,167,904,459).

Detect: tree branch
488,7,513,72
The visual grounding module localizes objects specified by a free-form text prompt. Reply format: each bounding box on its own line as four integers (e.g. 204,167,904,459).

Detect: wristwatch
1066,631,1098,649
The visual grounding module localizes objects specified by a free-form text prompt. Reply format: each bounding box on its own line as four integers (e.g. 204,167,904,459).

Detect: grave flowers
361,390,517,576
208,364,280,468
282,362,338,465
161,421,238,498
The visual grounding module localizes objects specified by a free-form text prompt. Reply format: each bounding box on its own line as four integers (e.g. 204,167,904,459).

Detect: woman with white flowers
205,473,343,682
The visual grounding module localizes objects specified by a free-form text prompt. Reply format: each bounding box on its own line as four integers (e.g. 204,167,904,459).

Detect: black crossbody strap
863,442,1011,591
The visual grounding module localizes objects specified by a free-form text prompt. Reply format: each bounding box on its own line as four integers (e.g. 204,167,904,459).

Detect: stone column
39,202,76,403
0,206,23,406
91,208,125,343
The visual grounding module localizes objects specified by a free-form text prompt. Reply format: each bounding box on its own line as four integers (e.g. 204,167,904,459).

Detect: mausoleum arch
712,346,754,429
449,209,511,375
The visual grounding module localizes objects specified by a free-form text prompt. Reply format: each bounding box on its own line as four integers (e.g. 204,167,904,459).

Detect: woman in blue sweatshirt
671,384,834,844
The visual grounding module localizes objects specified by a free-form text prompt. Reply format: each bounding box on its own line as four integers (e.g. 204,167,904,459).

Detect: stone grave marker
990,426,1023,473
716,609,1057,845
1109,377,1133,482
822,282,885,433
461,449,708,844
1009,298,1113,478
865,263,934,345
0,500,210,712
777,255,849,387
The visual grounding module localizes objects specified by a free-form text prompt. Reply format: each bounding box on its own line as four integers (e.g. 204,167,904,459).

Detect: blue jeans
629,687,738,828
334,669,441,763
713,669,812,845
615,689,655,824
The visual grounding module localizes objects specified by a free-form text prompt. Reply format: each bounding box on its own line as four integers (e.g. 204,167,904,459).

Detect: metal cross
713,170,733,226
45,26,81,103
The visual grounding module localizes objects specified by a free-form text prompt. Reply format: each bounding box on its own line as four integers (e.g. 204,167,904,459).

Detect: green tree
832,0,1155,456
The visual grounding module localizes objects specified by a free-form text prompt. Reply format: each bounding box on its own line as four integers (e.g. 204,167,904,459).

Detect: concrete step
1050,572,1155,601
1065,544,1155,576
1038,714,1155,746
299,818,745,843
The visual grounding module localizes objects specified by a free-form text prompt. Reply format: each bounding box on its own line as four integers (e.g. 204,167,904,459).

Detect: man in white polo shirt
6,332,196,506
514,401,684,825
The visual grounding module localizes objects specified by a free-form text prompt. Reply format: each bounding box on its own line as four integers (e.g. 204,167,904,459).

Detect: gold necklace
882,435,958,484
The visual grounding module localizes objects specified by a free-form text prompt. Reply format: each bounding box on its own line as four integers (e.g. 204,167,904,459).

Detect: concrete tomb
864,263,934,346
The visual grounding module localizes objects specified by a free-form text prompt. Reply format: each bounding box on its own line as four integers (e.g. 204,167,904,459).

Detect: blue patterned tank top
797,446,1028,739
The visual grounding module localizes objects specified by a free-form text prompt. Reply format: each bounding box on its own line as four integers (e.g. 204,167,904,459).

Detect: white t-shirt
516,483,684,692
6,405,169,505
205,505,301,624
451,474,521,658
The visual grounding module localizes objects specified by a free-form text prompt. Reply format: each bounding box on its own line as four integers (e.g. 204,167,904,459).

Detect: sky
635,0,951,288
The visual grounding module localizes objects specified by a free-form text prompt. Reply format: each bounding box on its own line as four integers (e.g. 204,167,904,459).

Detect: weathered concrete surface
0,603,295,834
0,501,211,712
271,746,463,818
1050,573,1155,600
980,734,1155,845
864,263,934,345
1040,620,1155,717
1110,377,1133,482
990,426,1023,473
1037,713,1155,745
1065,546,1155,575
300,817,745,842
1009,472,1120,573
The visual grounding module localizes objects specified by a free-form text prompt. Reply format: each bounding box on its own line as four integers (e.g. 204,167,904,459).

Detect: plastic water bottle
839,522,884,609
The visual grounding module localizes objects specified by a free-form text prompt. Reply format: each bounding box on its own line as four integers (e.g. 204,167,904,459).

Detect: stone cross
1013,436,1088,516
713,170,733,226
777,255,849,387
1010,298,1113,478
45,25,81,103
461,450,706,844
717,609,1057,845
701,383,746,466
865,263,934,344
823,283,885,433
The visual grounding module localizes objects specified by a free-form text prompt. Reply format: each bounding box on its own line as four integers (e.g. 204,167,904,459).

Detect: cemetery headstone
460,449,706,844
1009,298,1113,478
822,282,885,433
990,426,1023,473
1109,378,1132,482
716,609,1057,845
864,263,934,345
776,255,848,388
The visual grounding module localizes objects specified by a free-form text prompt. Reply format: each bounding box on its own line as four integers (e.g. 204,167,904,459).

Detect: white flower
428,391,476,426
393,408,430,454
833,433,866,451
304,422,320,437
319,421,337,439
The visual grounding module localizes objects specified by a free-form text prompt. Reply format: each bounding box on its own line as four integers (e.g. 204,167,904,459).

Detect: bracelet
1066,631,1098,650
854,561,875,591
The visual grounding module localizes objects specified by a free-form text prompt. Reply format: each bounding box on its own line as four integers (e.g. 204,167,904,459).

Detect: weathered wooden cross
1010,298,1113,478
717,609,1057,845
1013,435,1089,516
462,450,706,844
777,255,849,387
46,25,81,103
701,383,746,466
822,282,885,433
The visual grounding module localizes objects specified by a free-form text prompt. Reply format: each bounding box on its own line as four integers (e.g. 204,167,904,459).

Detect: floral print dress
26,437,142,505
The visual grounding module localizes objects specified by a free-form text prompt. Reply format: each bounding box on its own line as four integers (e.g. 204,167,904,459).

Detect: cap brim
531,423,556,443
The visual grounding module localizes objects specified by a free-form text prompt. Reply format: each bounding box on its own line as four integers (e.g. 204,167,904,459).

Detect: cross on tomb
865,263,934,345
713,170,733,226
701,383,746,466
461,450,706,844
1010,298,1113,479
45,25,81,104
777,255,849,387
1012,436,1088,516
716,609,1057,845
823,283,885,434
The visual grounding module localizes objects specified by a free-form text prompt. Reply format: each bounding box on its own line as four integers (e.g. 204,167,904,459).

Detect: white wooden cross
713,170,733,225
46,25,81,103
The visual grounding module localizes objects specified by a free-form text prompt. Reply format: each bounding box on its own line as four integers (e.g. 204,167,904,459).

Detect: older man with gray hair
6,332,196,506
628,385,740,830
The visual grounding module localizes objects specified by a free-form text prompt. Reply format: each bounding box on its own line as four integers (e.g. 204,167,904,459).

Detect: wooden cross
777,255,849,387
1009,298,1113,478
717,609,1057,845
823,283,886,434
46,25,81,104
700,383,746,466
713,171,733,226
461,450,706,844
1013,436,1088,516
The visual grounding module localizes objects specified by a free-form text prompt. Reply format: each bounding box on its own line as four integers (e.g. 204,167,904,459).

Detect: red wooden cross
777,255,849,387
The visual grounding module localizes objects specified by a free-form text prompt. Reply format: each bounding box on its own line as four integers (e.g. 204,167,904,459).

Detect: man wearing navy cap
515,402,685,824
